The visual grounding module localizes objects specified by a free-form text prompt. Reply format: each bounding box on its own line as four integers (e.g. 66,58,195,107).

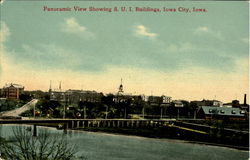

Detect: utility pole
160,106,163,119
142,107,145,119
84,106,86,119
194,109,196,119
124,107,127,119
63,105,66,119
177,108,179,120
63,93,67,119
105,105,108,119
33,103,35,119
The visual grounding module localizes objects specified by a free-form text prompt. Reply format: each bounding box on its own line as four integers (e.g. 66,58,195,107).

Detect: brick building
2,83,24,99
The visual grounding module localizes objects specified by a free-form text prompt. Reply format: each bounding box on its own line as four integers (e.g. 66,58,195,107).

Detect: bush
0,126,87,160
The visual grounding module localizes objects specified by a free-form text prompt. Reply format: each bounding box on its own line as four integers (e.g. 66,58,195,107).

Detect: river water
0,125,248,160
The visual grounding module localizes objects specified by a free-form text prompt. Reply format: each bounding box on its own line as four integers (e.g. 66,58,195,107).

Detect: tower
118,78,124,95
244,94,247,106
49,80,52,93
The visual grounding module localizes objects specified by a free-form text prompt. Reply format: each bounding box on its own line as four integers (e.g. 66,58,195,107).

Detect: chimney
59,81,61,90
49,80,52,91
244,94,247,105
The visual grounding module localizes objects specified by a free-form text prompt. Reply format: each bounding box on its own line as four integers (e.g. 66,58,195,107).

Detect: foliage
35,99,62,117
19,108,34,117
0,99,25,112
0,127,86,160
19,93,32,102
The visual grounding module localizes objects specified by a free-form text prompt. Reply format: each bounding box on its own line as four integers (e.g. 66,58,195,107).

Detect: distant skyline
0,1,249,103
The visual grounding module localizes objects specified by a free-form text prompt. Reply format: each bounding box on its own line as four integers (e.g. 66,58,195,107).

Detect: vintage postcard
0,0,249,160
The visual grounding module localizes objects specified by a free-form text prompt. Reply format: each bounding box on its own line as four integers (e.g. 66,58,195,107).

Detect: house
2,83,24,100
197,106,245,120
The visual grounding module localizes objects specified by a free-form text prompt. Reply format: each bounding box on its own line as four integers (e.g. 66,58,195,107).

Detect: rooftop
3,83,24,89
200,106,244,117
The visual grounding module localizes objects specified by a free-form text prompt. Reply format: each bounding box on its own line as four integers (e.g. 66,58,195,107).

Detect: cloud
0,0,5,4
19,43,83,70
61,17,94,39
62,17,86,33
0,21,10,43
6,42,106,72
194,26,223,40
195,26,209,33
134,25,157,38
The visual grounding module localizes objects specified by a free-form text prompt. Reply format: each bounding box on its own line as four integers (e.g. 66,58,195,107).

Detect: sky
0,1,249,103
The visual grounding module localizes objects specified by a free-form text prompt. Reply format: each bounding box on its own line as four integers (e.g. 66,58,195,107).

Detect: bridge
0,118,177,136
1,118,247,139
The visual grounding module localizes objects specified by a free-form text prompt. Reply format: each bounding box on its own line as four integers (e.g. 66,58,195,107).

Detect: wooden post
136,121,139,128
33,124,37,137
64,123,68,134
177,108,179,120
77,121,80,128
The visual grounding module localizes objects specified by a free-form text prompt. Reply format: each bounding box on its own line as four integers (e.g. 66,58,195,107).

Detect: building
147,95,171,106
50,90,66,102
66,90,102,104
197,106,245,120
223,95,249,112
171,100,184,108
212,100,223,107
49,81,65,102
50,89,102,104
1,83,24,100
191,99,223,107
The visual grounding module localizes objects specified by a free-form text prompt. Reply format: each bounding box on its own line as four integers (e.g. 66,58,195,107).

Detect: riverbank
72,127,249,151
13,122,249,151
1,124,248,160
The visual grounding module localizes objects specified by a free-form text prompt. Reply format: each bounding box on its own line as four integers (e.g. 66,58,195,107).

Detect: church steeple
118,78,124,94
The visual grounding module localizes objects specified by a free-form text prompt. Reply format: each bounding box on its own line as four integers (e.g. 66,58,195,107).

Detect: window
240,111,245,114
220,110,225,114
231,110,236,114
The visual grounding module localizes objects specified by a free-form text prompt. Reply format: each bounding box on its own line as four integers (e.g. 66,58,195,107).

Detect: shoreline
75,129,249,151
71,127,249,151
1,123,249,151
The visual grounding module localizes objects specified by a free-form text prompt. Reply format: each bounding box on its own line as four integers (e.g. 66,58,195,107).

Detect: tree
19,93,32,102
0,126,86,160
36,100,62,117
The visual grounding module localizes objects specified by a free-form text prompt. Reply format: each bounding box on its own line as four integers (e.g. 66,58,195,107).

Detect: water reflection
0,124,248,160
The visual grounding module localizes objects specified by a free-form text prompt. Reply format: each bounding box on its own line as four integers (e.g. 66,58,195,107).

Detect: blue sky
0,1,249,102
